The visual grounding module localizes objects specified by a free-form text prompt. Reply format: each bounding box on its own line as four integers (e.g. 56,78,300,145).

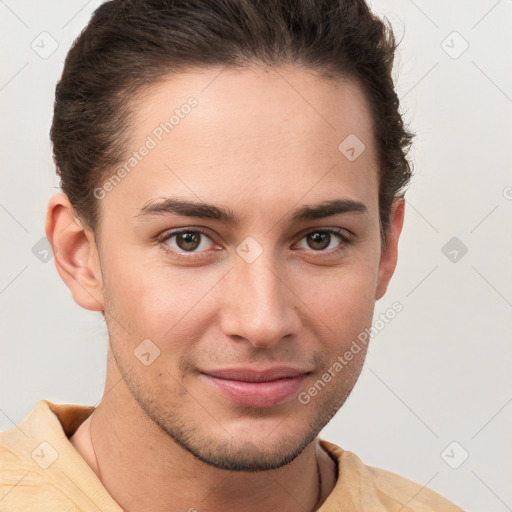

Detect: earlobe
45,193,105,312
375,197,405,300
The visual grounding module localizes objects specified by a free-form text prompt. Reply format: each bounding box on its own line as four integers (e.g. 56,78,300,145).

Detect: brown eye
296,228,349,253
175,232,202,251
160,228,215,255
307,232,332,251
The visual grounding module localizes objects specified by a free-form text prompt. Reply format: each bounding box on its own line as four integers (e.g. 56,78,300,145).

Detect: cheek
105,257,220,345
297,260,379,360
300,256,378,317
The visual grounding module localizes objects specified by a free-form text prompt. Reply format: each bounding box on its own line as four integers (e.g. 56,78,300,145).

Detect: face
64,64,402,471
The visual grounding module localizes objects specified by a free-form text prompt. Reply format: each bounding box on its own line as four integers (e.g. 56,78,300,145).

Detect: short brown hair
50,0,414,244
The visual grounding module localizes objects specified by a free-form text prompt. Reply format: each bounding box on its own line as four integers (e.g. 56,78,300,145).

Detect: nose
219,254,302,349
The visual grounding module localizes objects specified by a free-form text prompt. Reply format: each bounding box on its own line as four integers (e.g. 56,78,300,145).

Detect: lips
202,366,309,382
199,366,311,407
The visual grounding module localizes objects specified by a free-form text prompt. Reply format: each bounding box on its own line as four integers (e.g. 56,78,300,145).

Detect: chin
179,433,316,472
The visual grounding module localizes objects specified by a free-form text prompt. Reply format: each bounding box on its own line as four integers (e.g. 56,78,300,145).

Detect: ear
375,197,405,300
45,193,105,311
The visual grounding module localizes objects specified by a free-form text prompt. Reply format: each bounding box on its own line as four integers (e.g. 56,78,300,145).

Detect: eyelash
156,227,352,261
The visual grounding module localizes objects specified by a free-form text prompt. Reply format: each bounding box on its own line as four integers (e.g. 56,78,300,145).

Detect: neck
70,360,336,512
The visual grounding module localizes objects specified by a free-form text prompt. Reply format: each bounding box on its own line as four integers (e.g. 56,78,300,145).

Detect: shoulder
0,400,94,511
318,439,465,511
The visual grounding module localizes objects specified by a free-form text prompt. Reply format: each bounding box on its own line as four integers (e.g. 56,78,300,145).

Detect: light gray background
1,1,511,510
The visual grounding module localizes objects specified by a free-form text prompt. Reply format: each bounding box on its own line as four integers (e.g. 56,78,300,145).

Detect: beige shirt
0,400,464,511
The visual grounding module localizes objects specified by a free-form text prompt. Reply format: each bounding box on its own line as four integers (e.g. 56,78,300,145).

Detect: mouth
199,366,311,407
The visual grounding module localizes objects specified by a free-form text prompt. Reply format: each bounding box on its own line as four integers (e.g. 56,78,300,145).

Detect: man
0,0,464,510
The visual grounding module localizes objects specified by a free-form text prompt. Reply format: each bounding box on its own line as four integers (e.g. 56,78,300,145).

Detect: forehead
100,64,378,222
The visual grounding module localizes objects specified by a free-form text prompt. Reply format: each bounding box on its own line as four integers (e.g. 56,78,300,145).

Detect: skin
46,63,404,512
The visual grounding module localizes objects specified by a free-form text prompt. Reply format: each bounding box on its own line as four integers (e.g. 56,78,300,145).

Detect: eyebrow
135,197,367,223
